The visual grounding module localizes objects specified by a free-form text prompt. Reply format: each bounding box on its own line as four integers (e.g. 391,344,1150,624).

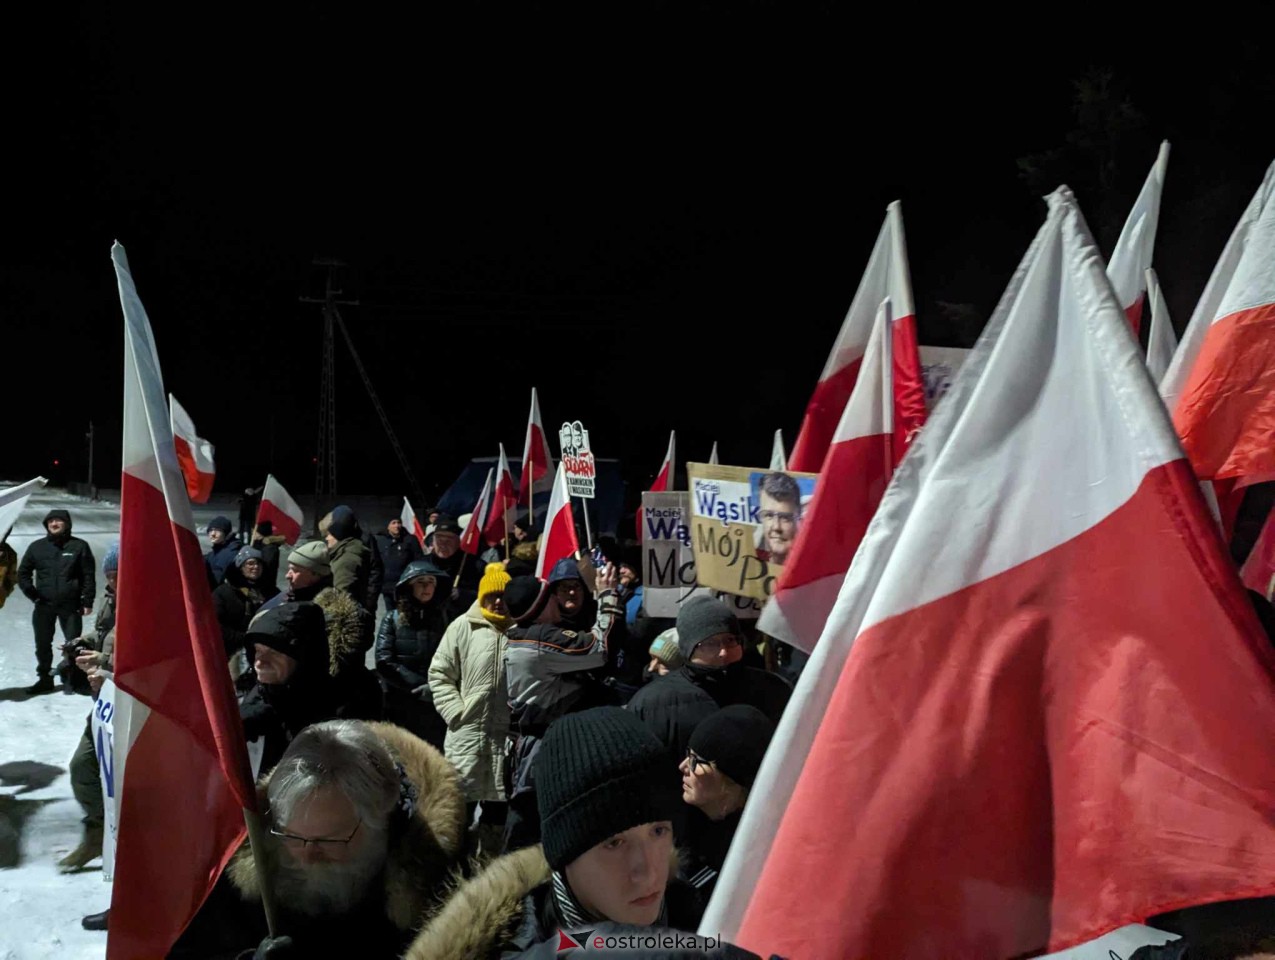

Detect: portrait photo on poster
750,470,816,568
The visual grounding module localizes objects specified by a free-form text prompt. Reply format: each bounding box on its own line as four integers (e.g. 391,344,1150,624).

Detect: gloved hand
252,935,295,959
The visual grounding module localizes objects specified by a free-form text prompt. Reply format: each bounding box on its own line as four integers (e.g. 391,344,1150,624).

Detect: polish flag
108,242,257,960
401,497,427,548
1241,506,1275,600
0,476,48,543
708,441,720,466
1106,141,1170,337
758,299,894,652
788,201,926,472
651,430,675,492
703,189,1275,959
483,443,518,546
519,387,555,506
170,395,215,504
1144,268,1177,385
460,469,494,556
535,464,579,579
255,474,304,545
1162,159,1275,490
768,430,786,471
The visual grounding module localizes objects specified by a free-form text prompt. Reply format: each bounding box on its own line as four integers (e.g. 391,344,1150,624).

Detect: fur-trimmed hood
314,585,372,676
227,722,467,935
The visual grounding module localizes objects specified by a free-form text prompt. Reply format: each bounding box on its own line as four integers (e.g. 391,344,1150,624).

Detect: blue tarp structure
435,457,626,537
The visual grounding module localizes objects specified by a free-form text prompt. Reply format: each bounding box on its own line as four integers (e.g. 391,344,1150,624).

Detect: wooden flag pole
242,808,282,937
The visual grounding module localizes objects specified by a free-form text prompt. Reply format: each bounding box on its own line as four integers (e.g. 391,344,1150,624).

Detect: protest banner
90,679,119,881
559,420,596,499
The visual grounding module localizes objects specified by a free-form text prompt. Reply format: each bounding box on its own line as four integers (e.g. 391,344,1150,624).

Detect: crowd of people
12,503,801,958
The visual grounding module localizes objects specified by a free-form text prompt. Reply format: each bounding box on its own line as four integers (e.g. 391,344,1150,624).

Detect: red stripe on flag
1174,302,1275,482
1125,293,1145,339
735,460,1275,959
787,356,863,473
890,313,926,460
173,435,214,504
257,498,302,545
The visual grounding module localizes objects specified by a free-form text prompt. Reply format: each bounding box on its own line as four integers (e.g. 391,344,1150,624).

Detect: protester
321,505,383,613
403,707,704,959
170,719,467,959
0,532,18,609
212,546,280,684
502,565,622,852
512,515,535,545
755,472,803,566
374,516,424,612
203,515,243,588
428,562,512,855
237,485,264,543
17,508,95,694
250,519,287,588
546,557,596,631
647,628,685,679
428,515,482,609
375,559,452,750
677,705,775,904
627,596,790,771
259,541,331,613
616,550,644,626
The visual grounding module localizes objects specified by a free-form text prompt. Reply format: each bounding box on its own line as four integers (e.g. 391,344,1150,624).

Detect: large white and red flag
482,443,518,546
635,431,675,544
1144,267,1178,385
1106,141,1170,337
788,201,926,472
519,387,554,506
170,395,215,504
1161,159,1275,531
768,429,786,471
0,476,48,543
460,469,494,556
401,496,427,548
707,441,720,466
255,473,304,545
703,189,1275,959
109,242,257,960
758,298,894,652
535,464,579,578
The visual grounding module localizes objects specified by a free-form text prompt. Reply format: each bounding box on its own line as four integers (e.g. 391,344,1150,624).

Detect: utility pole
85,421,95,498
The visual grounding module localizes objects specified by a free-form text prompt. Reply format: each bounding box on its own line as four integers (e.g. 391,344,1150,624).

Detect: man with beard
755,471,803,567
170,719,467,959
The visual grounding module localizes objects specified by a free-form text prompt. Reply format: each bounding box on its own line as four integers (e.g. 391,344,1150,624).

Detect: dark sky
4,8,1272,513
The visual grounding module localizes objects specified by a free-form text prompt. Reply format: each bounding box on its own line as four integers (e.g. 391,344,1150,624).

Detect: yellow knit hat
479,562,512,601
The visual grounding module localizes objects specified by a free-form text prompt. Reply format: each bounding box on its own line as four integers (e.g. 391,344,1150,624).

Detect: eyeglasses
686,749,714,776
760,510,797,524
269,818,362,849
693,635,741,655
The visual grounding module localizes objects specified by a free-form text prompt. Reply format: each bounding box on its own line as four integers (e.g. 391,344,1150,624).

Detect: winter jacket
93,584,117,647
0,541,17,608
431,548,483,611
627,662,791,772
375,529,425,595
376,560,453,693
429,603,510,802
329,535,381,613
251,533,287,588
402,844,722,960
204,535,243,590
678,809,742,908
212,566,279,660
170,722,468,960
18,511,96,609
314,585,383,722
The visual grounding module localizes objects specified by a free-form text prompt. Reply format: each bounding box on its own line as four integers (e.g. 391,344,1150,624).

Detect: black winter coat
212,567,280,659
204,536,243,590
374,531,425,595
18,529,96,609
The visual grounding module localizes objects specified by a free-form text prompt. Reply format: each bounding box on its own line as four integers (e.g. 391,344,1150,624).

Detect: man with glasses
756,471,804,567
627,596,791,774
170,720,466,959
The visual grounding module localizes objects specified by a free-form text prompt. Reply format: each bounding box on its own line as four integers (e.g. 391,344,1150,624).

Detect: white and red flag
519,387,554,506
703,190,1275,959
535,464,579,578
482,443,518,546
768,429,786,471
1106,141,1170,337
758,298,894,652
460,469,494,556
0,476,48,543
1144,267,1177,385
255,473,304,545
170,395,215,503
707,441,720,466
635,431,675,544
108,242,258,960
788,201,926,472
401,496,427,548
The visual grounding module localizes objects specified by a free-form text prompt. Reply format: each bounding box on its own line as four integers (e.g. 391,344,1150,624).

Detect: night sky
5,8,1272,514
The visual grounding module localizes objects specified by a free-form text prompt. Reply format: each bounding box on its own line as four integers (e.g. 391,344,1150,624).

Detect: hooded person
677,705,775,905
212,545,281,674
427,514,482,610
428,562,513,852
203,515,244,589
375,558,454,750
17,508,96,694
321,505,383,614
170,719,468,960
501,564,624,853
626,596,791,775
403,707,720,960
546,557,597,632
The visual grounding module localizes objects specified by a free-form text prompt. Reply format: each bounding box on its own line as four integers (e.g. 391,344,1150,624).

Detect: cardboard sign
687,463,819,601
559,420,596,499
90,680,119,881
642,490,761,618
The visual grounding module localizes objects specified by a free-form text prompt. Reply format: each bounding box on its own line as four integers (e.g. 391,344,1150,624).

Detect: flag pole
454,551,469,591
580,496,595,552
242,808,282,937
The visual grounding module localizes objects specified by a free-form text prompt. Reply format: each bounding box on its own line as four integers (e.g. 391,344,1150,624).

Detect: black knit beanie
675,595,740,660
244,602,329,671
535,707,680,871
687,705,775,789
505,575,549,624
